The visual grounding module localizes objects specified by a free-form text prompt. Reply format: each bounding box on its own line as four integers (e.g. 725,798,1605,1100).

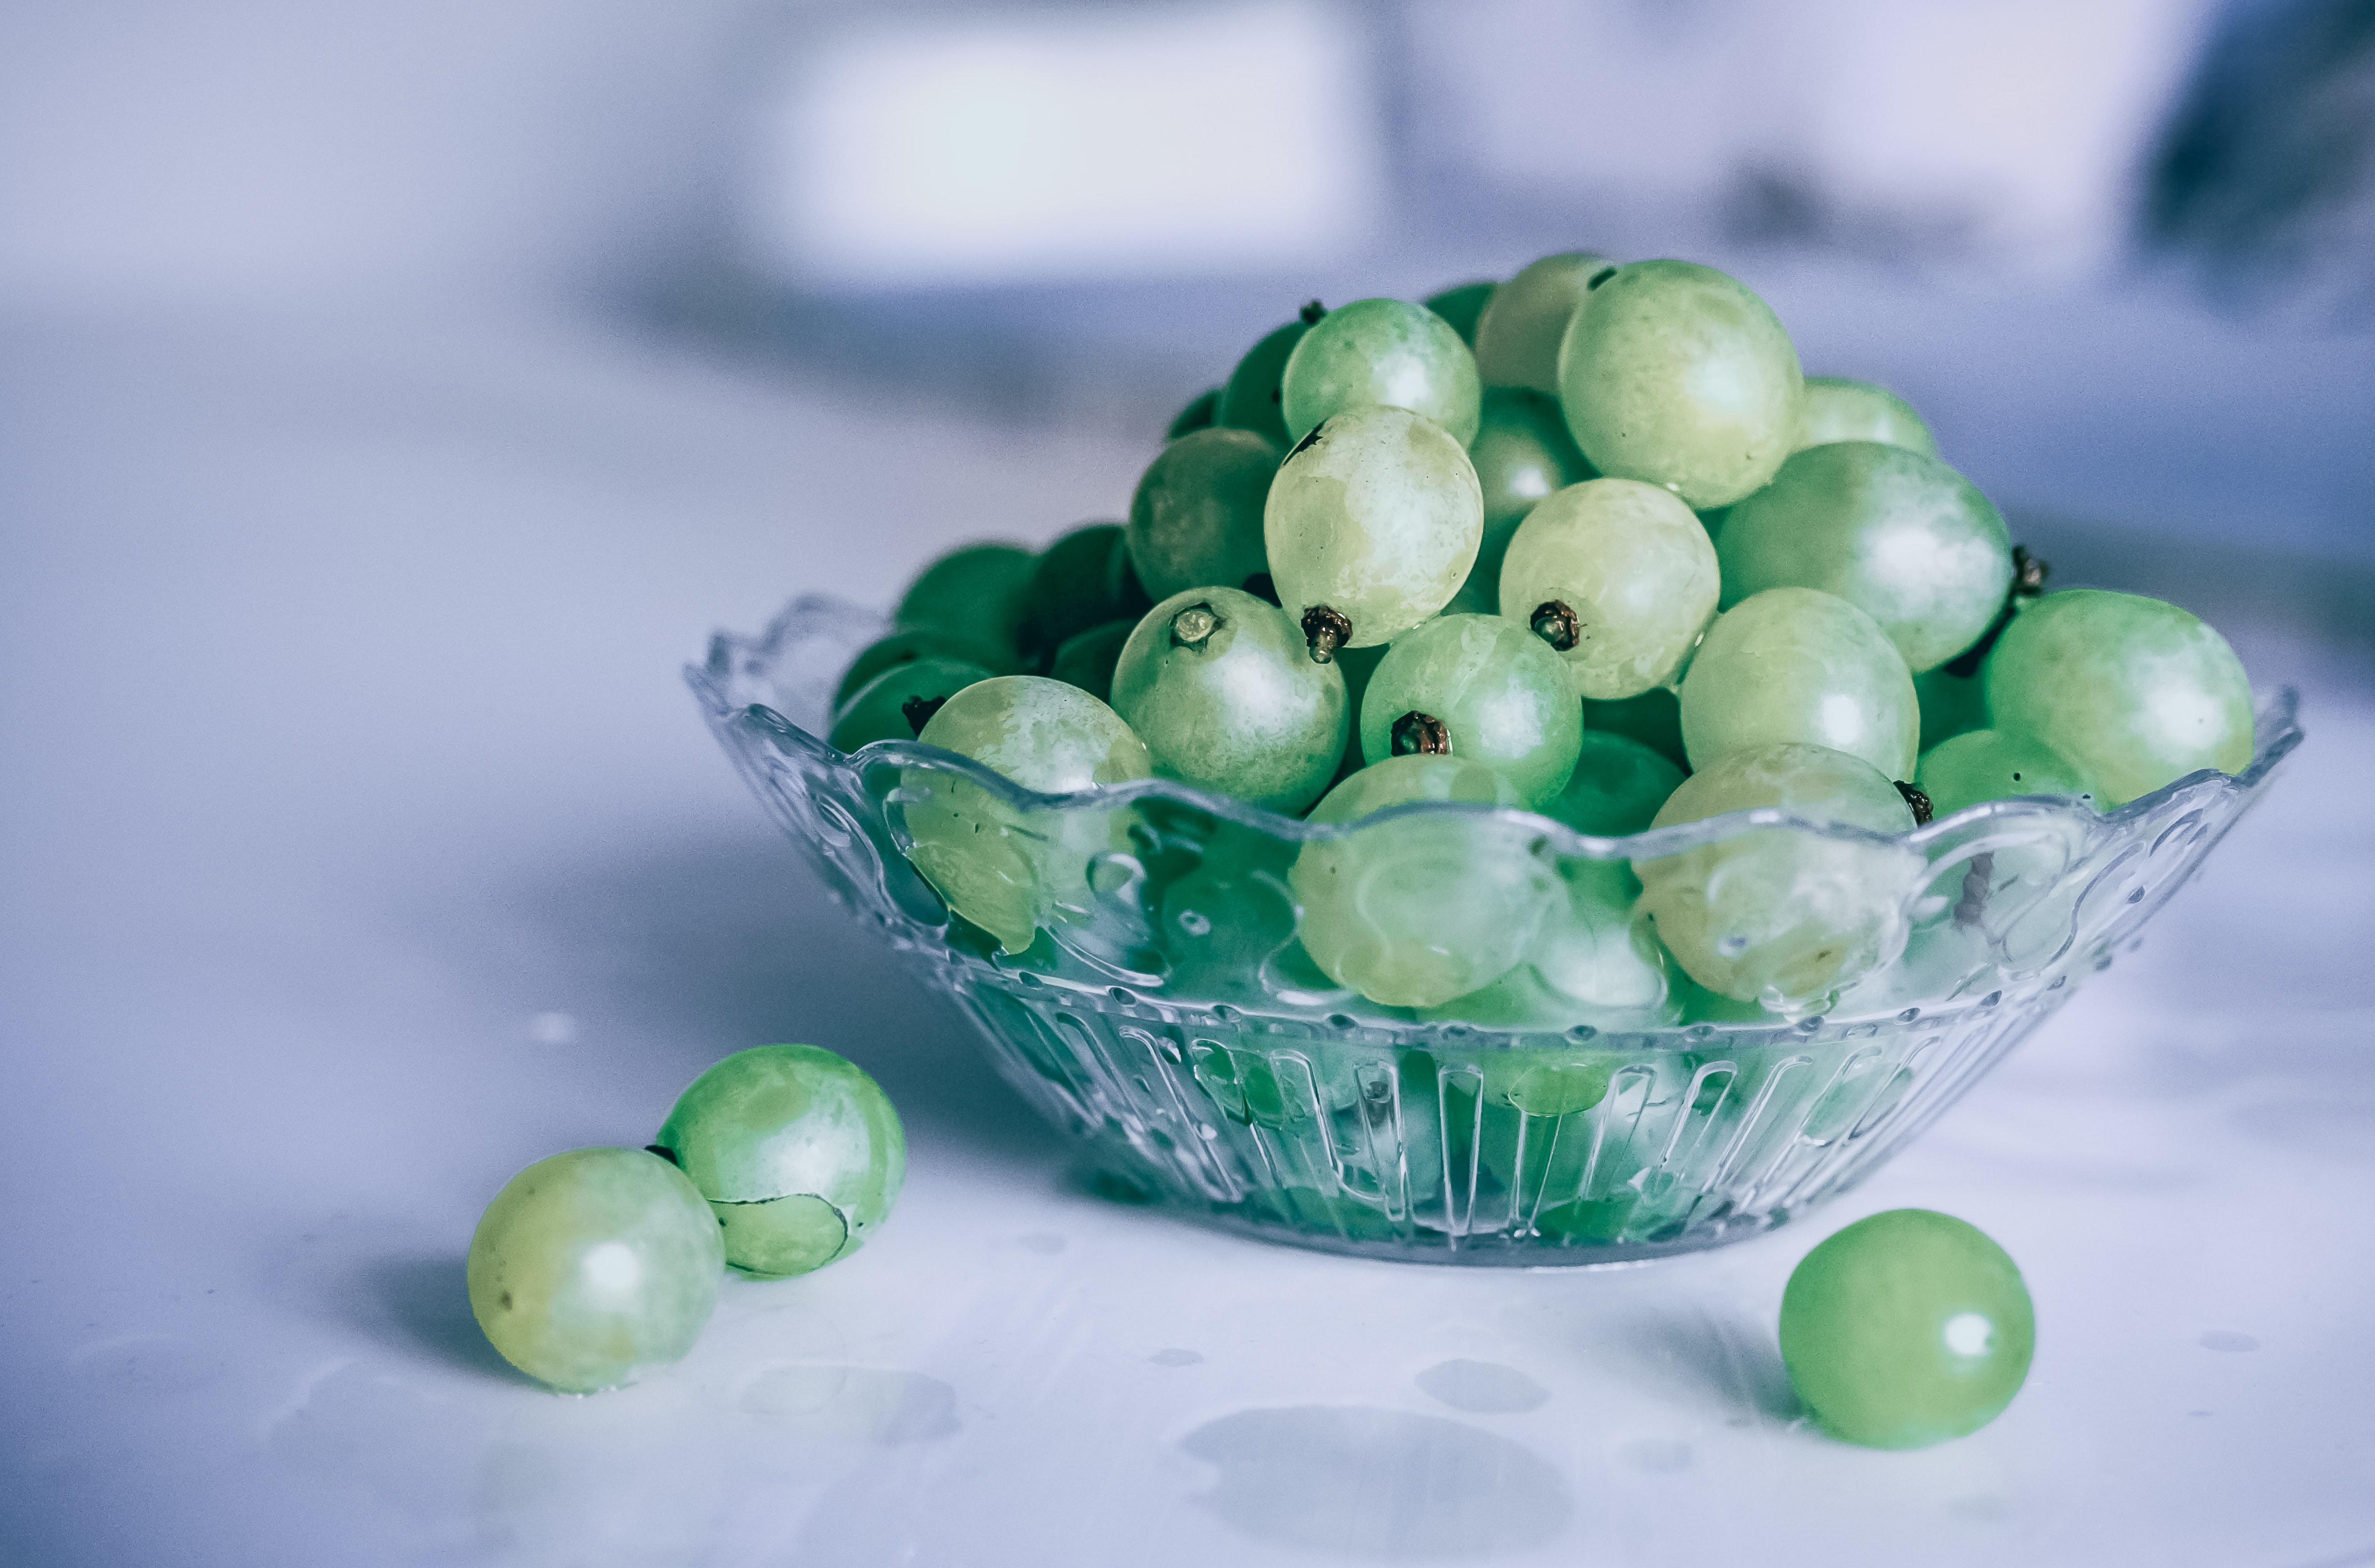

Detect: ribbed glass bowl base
691,596,2300,1265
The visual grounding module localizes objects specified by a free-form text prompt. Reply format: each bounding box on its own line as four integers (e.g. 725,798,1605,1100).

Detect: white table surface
4,302,2371,1568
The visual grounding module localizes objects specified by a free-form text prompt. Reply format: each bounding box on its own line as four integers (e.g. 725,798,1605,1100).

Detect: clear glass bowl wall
692,597,2300,1265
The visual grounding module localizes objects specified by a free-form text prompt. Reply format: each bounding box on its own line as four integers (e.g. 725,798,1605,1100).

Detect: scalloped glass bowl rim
742,688,2303,861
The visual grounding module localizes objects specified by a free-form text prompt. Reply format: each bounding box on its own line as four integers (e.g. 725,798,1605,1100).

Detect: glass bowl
689,596,2302,1265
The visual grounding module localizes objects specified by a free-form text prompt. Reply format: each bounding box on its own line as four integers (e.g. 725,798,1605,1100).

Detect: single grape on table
652,1044,906,1279
467,1147,723,1393
1781,1209,2035,1449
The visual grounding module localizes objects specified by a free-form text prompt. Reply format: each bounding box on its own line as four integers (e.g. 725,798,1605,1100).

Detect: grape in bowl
689,595,2297,1265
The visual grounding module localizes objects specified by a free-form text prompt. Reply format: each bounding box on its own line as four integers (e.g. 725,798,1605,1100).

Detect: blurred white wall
0,0,754,303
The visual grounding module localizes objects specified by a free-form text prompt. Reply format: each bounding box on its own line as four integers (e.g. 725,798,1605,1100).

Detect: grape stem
1529,599,1581,651
1302,605,1352,664
1392,711,1452,756
1300,299,1328,325
1170,604,1220,648
1894,780,1934,826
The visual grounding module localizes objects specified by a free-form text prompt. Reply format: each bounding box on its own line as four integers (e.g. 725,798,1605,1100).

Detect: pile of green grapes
835,252,2256,1019
466,1045,904,1393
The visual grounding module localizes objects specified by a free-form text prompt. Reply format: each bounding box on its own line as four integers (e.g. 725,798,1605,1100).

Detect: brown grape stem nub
1392,711,1452,756
1170,604,1219,648
1300,299,1327,325
901,695,949,736
1895,780,1934,826
2012,545,2049,596
1302,606,1352,664
1530,599,1581,651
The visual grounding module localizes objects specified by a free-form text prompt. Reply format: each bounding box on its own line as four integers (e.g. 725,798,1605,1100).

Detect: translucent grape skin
1472,250,1616,393
1110,586,1349,814
835,625,1017,710
1265,405,1483,658
904,676,1152,953
1423,280,1496,346
1635,742,1921,1006
1717,441,2013,673
1984,589,2254,807
1280,297,1482,447
466,1147,723,1393
1357,612,1582,809
1443,387,1593,615
1557,260,1805,509
1017,522,1146,668
1500,476,1720,700
1047,619,1135,704
1216,305,1321,447
1291,755,1561,1008
1679,587,1919,781
828,653,996,751
1168,386,1220,439
1540,730,1685,838
1125,426,1281,603
894,541,1037,658
1797,376,1939,456
1915,729,2099,818
1780,1209,2034,1449
652,1044,905,1279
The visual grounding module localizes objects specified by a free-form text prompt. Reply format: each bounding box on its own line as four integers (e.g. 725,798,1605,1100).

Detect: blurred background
5,8,2374,1564
3,0,2372,561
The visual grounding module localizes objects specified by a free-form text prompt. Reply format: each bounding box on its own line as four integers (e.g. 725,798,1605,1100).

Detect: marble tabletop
3,303,2370,1567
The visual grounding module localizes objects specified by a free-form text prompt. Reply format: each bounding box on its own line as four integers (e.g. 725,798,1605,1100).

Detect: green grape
1556,260,1804,509
1499,477,1720,699
466,1147,722,1393
904,676,1152,953
1797,376,1938,456
1216,303,1323,447
1916,729,2099,817
1291,755,1561,1007
1168,386,1220,439
1984,589,2253,806
1125,426,1280,603
1047,618,1135,704
1635,742,1920,1006
1473,250,1616,392
1423,279,1496,345
835,625,1016,710
1679,588,1918,780
1357,613,1581,808
828,654,995,751
893,542,1037,656
652,1044,905,1278
1528,858,1671,1014
1717,442,2013,673
1780,1209,2034,1449
1265,405,1483,658
1443,388,1594,615
1017,522,1143,667
1582,686,1687,770
1280,297,1482,446
1541,730,1685,837
1110,586,1349,814
1914,665,1987,751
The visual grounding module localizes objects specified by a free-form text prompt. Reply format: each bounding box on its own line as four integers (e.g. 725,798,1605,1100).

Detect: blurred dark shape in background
2146,0,2375,313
